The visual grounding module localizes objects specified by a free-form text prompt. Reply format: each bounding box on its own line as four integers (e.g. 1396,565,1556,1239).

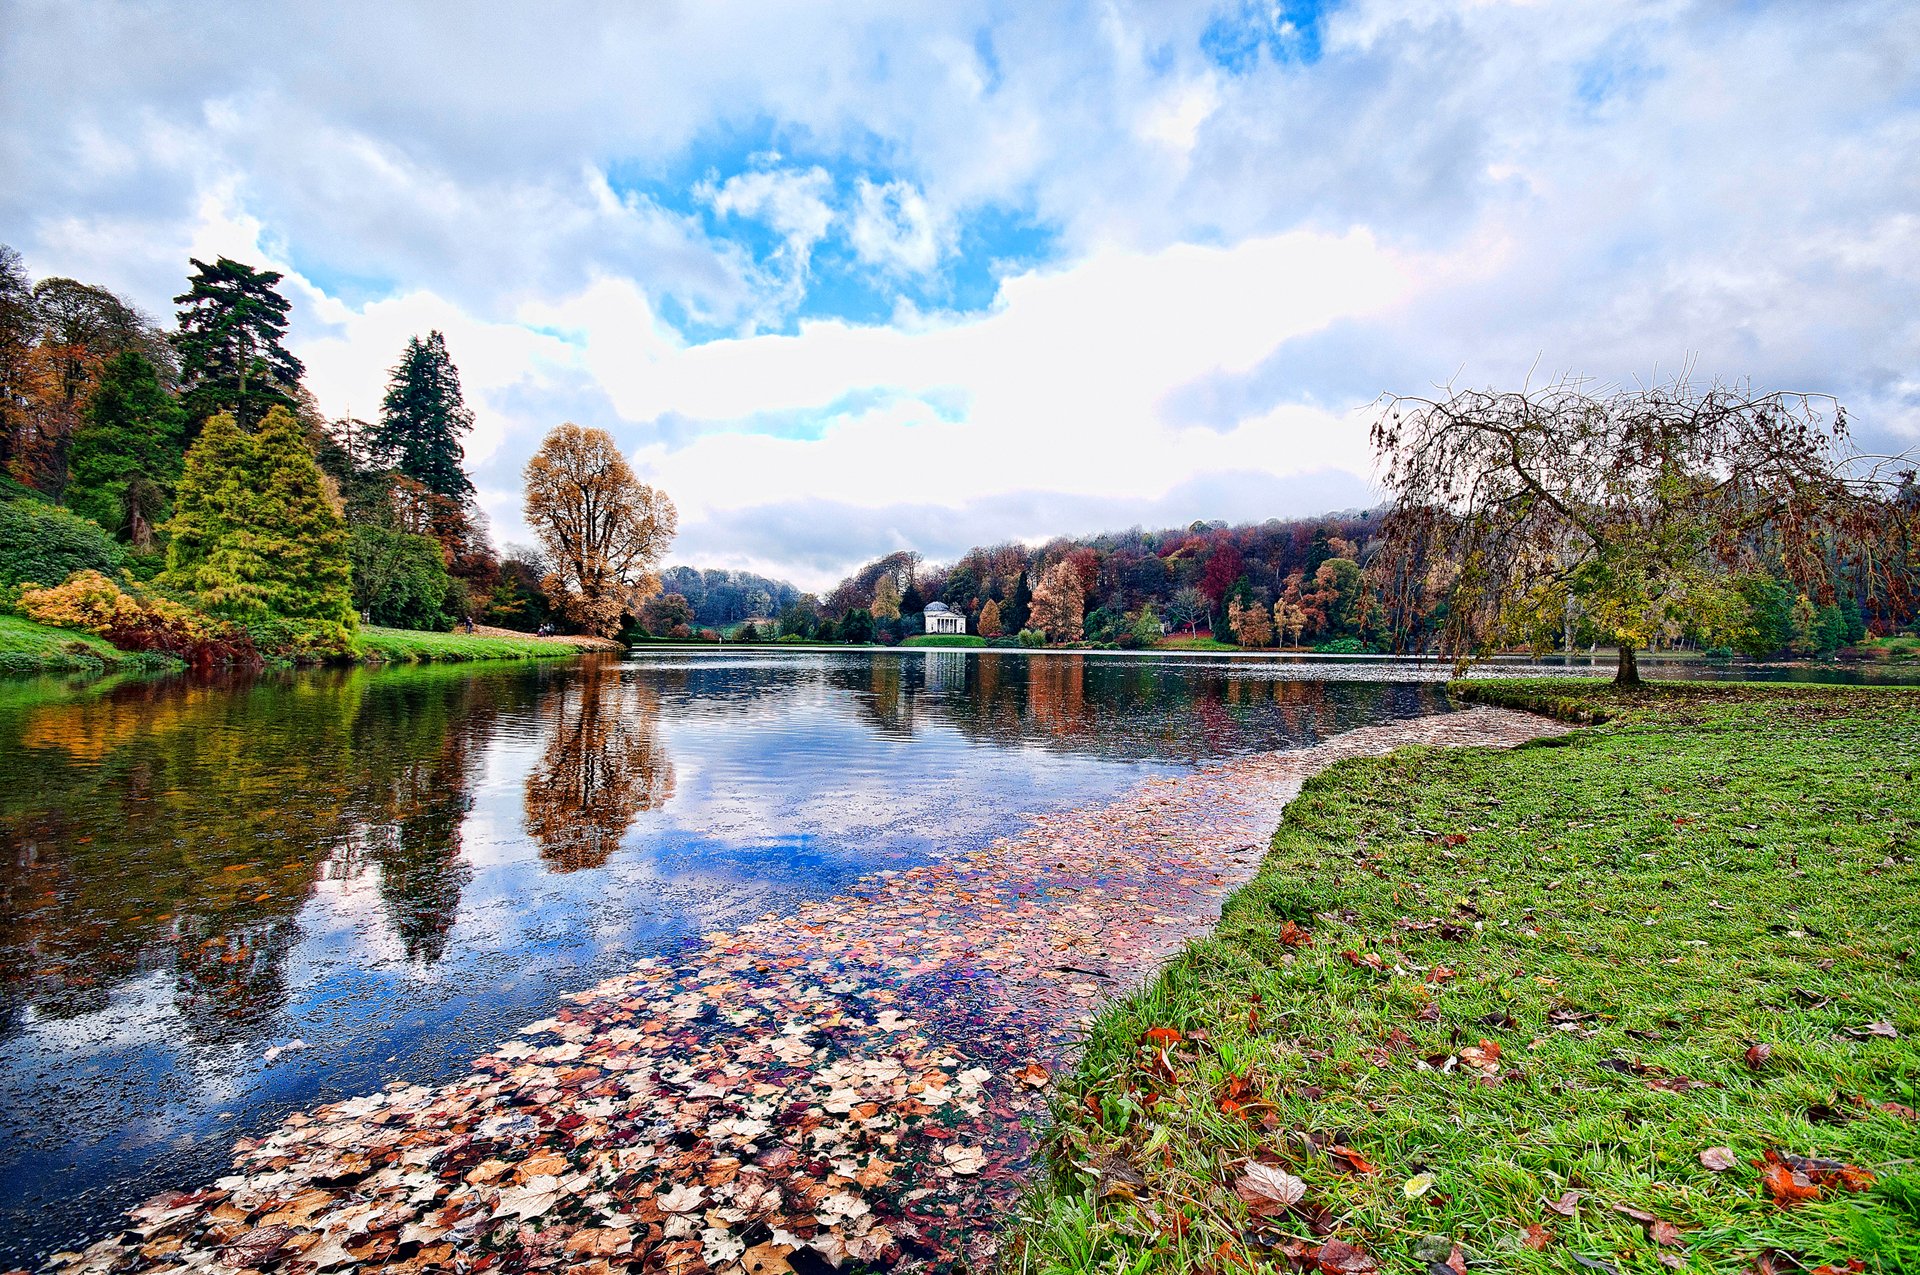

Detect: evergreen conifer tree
65,350,186,541
161,407,353,630
369,331,475,504
171,257,304,430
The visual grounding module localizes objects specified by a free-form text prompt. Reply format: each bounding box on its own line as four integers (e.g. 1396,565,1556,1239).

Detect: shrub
1018,628,1046,647
0,498,124,588
1312,637,1377,654
18,570,253,667
248,616,356,661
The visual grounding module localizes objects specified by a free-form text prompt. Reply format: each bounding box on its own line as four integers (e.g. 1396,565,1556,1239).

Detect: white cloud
846,178,945,276
3,0,1916,589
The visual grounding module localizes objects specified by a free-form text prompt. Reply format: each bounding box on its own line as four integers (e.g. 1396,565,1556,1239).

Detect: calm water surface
1,650,1467,1262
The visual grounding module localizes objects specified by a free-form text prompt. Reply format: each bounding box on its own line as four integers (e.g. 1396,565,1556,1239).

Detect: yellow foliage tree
1030,560,1084,643
977,598,1003,638
522,423,676,637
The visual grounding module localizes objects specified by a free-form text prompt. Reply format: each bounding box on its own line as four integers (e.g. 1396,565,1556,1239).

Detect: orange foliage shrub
19,570,255,667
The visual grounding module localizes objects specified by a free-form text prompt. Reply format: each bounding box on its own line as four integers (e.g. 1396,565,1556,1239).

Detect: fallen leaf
1402,1172,1435,1199
1312,1238,1378,1273
1013,1061,1050,1088
1278,920,1314,948
657,1183,706,1213
942,1144,986,1175
1234,1161,1307,1214
1571,1256,1622,1275
1700,1147,1737,1171
1650,1220,1684,1248
1761,1160,1822,1207
219,1225,293,1268
1546,1189,1582,1216
1523,1224,1553,1250
1744,1042,1773,1069
1843,1021,1898,1039
1613,1203,1656,1224
1328,1145,1376,1175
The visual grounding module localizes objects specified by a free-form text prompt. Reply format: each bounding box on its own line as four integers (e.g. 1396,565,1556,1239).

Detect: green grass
903,633,988,647
351,626,597,663
1016,681,1920,1275
1850,636,1920,663
1157,635,1240,652
0,614,168,675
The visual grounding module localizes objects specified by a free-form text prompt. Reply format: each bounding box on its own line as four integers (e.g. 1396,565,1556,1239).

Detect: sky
4,0,1917,590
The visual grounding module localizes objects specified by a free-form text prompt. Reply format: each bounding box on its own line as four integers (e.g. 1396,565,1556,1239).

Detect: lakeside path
47,706,1563,1275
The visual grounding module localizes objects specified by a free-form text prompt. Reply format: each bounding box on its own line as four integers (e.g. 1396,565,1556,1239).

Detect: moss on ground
1016,681,1920,1275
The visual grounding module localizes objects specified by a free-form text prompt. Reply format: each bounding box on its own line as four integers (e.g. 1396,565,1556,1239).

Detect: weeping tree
1371,375,1911,685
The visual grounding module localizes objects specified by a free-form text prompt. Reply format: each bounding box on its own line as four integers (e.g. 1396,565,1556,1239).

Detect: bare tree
1371,373,1911,684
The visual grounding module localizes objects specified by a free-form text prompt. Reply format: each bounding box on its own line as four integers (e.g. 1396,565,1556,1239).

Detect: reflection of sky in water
0,652,1455,1263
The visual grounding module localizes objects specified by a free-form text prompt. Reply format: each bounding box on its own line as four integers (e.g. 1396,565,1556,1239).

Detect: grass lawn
1158,635,1241,652
903,633,989,647
1017,681,1919,1275
0,613,163,675
352,625,606,663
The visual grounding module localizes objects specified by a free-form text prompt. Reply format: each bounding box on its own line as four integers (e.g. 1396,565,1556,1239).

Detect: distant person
463,614,475,633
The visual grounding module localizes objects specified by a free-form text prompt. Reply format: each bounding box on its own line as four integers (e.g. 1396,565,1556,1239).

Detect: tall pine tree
171,257,304,431
65,350,187,545
161,407,353,631
369,331,475,504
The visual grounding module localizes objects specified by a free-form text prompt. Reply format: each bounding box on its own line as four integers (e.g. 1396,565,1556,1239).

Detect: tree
349,524,457,630
1371,375,1906,685
64,350,187,544
1789,592,1819,658
172,256,304,430
522,422,676,636
0,246,33,479
367,331,475,504
1166,586,1205,634
1006,570,1033,633
977,598,1003,638
1030,559,1085,643
1229,597,1274,647
1130,602,1162,646
639,591,695,637
871,573,902,620
161,408,354,632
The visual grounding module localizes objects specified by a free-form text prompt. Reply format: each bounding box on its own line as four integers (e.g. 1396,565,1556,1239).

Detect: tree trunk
1614,645,1640,687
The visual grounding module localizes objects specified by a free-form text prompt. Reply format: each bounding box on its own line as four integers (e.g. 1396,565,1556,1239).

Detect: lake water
1,647,1906,1263
0,651,1469,1263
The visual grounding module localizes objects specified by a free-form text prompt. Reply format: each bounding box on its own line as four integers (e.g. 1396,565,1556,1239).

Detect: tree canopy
161,408,353,633
368,331,475,504
1371,375,1909,683
64,350,186,544
171,256,304,429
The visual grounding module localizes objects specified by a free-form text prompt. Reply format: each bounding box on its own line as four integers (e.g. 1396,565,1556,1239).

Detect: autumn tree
161,407,354,636
524,667,674,871
977,598,1003,638
368,331,475,505
1229,597,1274,648
172,256,304,430
871,573,902,620
523,422,676,637
1030,559,1085,643
1372,375,1907,684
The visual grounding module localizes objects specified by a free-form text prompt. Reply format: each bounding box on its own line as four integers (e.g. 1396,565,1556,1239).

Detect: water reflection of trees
524,666,675,872
813,652,1450,762
0,665,528,1042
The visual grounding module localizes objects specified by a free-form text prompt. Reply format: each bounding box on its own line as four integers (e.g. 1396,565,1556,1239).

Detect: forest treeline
674,507,1907,657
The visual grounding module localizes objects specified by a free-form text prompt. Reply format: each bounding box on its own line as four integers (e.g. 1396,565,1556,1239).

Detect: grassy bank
1018,681,1919,1275
352,624,608,664
0,614,176,675
903,633,989,647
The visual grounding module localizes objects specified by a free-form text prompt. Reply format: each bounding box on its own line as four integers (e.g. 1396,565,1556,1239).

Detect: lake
0,650,1468,1263
1,647,1905,1264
